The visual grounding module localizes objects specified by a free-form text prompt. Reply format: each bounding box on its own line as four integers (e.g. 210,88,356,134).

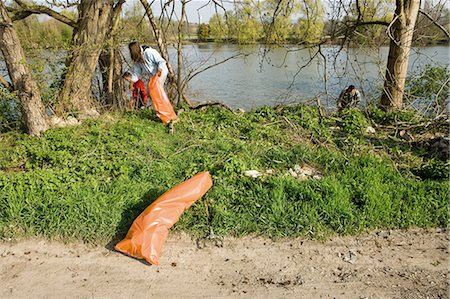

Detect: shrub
0,86,23,132
338,108,369,134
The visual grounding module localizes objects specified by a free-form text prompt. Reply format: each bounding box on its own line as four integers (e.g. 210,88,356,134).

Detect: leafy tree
261,0,298,43
120,0,151,43
13,15,72,49
209,13,229,42
348,0,394,45
292,0,325,43
233,0,262,44
197,23,210,41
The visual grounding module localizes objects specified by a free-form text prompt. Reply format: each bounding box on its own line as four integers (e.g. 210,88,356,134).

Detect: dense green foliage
0,106,447,243
14,16,73,49
208,0,324,44
0,86,22,132
405,64,450,113
197,24,211,41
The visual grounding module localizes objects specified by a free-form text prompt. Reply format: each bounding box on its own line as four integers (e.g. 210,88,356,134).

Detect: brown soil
0,229,448,298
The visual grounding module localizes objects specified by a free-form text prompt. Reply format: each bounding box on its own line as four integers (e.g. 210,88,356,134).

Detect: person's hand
129,82,133,92
157,68,162,77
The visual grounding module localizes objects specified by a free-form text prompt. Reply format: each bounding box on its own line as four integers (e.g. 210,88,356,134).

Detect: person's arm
355,90,361,108
129,64,141,90
337,90,345,110
153,51,166,74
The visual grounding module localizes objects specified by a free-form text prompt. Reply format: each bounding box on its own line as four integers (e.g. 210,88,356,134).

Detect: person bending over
127,41,177,131
128,41,168,88
337,85,361,111
122,71,148,110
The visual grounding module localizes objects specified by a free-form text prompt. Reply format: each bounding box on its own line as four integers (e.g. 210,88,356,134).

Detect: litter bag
115,172,213,266
148,74,178,124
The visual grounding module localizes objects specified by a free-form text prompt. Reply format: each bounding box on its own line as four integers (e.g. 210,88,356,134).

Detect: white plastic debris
288,168,298,178
312,174,323,180
244,170,263,178
365,126,376,134
287,163,323,181
49,116,80,128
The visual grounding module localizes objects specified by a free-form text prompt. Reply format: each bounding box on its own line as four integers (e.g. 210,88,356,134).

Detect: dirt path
0,229,448,299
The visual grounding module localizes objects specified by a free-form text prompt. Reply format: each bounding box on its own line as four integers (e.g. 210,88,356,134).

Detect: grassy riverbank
0,105,448,243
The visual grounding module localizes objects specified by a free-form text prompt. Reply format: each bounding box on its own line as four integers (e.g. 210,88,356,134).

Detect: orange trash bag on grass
149,74,178,124
115,172,213,266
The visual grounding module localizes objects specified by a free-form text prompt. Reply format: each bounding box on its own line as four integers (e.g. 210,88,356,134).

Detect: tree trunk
139,0,178,101
99,48,127,110
57,0,113,117
0,2,48,136
380,0,420,111
99,0,127,110
176,1,187,107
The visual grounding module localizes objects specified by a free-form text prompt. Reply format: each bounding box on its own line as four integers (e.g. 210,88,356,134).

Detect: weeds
0,105,448,243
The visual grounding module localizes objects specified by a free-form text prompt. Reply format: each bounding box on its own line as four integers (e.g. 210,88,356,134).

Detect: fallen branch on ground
190,101,234,112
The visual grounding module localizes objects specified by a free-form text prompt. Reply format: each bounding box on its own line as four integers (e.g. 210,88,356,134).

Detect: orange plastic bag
148,74,178,124
115,172,213,265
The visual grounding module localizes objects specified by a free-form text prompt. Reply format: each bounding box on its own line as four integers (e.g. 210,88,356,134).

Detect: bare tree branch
286,48,321,90
9,0,77,27
6,8,30,21
419,9,450,38
139,0,178,99
182,53,249,92
354,20,391,27
211,0,227,11
355,0,362,23
113,0,126,19
386,15,400,45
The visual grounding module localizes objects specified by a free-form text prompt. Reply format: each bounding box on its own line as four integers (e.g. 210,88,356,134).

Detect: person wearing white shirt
128,41,168,90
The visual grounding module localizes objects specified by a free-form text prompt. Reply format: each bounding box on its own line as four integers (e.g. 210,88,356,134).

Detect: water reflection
1,45,448,111
176,44,449,110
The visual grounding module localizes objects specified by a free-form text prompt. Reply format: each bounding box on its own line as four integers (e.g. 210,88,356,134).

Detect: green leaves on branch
208,0,325,44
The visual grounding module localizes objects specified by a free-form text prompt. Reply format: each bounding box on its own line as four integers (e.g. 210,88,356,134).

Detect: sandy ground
0,229,448,299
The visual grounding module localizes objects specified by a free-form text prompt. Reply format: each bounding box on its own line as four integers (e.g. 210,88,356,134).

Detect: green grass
0,105,448,243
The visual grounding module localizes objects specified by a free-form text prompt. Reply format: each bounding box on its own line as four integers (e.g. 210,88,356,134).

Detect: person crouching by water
128,41,177,130
337,85,361,111
122,71,148,110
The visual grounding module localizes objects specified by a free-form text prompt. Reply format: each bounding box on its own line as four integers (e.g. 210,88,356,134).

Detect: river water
1,44,449,110
175,44,449,110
